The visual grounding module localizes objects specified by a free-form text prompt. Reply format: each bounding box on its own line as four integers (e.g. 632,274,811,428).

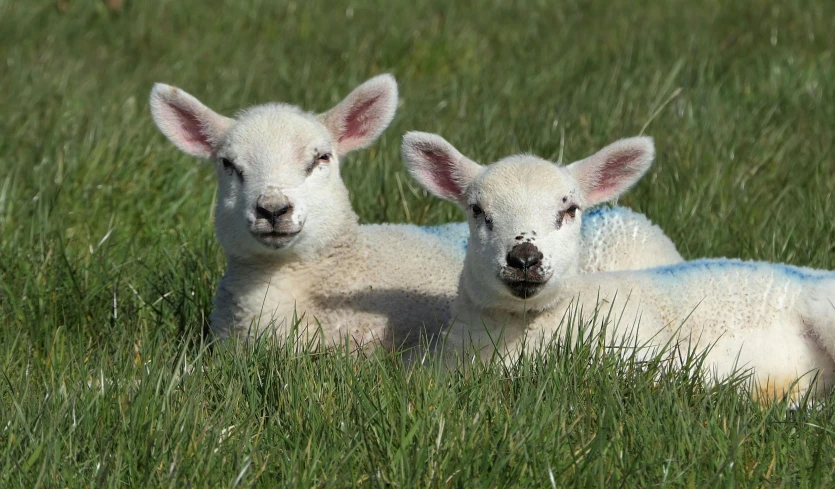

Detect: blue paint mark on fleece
649,258,832,282
580,205,630,236
582,206,614,221
420,222,469,252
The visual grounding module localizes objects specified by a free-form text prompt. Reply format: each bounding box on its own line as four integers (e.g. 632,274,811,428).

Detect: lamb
403,132,835,400
149,74,681,353
150,75,467,351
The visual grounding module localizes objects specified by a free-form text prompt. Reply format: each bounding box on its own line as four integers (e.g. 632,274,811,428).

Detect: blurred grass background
0,0,834,487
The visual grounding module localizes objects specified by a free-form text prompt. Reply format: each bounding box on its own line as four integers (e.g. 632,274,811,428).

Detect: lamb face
460,157,585,305
150,75,398,260
212,106,343,259
402,132,655,311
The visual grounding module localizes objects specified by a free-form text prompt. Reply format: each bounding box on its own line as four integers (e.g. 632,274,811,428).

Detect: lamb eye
470,204,492,229
565,205,579,219
221,158,243,180
307,153,332,174
557,205,580,228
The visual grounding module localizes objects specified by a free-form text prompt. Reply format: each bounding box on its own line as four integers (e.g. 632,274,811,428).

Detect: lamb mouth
499,266,550,299
504,279,548,299
252,229,302,248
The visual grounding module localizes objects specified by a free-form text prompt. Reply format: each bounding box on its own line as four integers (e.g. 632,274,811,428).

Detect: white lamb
150,75,468,350
403,132,835,400
149,74,681,353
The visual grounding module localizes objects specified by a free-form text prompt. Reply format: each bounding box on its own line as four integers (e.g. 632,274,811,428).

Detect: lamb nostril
506,253,525,269
506,243,542,270
274,204,291,217
256,205,275,222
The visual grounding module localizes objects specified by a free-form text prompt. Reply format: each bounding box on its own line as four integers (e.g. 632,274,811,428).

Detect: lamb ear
567,137,655,206
401,132,482,205
150,83,233,159
320,74,398,156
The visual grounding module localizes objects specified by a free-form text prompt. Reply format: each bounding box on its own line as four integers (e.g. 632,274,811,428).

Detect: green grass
1,0,834,486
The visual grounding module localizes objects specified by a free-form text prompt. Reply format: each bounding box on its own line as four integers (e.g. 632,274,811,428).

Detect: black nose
506,242,543,270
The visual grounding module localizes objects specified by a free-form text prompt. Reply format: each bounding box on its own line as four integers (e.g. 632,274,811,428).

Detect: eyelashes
565,204,578,219
472,203,581,230
221,157,243,180
307,152,332,174
470,203,579,230
221,152,333,180
556,204,580,228
470,204,493,230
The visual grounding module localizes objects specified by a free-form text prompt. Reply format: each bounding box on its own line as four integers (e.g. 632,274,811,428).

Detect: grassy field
1,0,834,486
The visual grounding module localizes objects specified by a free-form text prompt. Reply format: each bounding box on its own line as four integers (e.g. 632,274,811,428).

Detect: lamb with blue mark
418,223,469,257
404,130,835,400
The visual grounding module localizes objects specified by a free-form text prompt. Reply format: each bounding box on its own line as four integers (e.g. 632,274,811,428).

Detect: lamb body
457,258,835,399
404,131,835,399
150,77,681,351
212,223,463,348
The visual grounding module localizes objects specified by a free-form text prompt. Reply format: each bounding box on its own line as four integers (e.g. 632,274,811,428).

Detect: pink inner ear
339,95,380,143
420,147,463,199
597,150,642,189
171,104,212,153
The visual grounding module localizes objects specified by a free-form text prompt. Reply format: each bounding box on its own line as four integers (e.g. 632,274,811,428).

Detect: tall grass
1,0,833,486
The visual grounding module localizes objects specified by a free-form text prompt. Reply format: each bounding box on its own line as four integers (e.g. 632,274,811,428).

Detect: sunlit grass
1,0,834,486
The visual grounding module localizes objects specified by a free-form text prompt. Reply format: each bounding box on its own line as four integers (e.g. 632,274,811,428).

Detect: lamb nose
256,196,291,224
506,243,543,270
256,204,291,222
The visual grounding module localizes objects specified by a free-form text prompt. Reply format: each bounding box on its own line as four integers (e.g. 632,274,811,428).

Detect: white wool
413,137,835,400
454,259,835,400
213,205,679,352
211,223,465,351
579,206,681,272
150,80,683,353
